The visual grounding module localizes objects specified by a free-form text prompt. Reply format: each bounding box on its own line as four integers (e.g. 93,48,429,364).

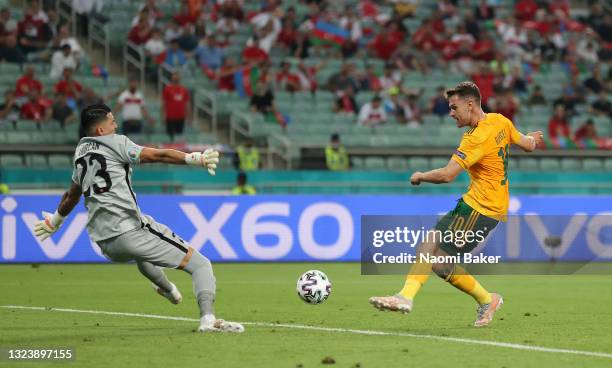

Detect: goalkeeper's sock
183,250,216,317
137,261,173,292
398,261,432,300
446,265,492,305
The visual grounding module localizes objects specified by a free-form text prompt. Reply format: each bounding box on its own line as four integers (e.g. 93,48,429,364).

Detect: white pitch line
2,305,612,360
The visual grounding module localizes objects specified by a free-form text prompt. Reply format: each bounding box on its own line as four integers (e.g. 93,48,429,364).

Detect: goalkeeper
33,104,243,333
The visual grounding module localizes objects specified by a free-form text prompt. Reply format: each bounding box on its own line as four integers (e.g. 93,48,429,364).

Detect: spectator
474,0,495,21
215,15,239,36
15,66,43,100
491,89,520,122
241,36,269,64
290,31,312,59
164,20,181,43
358,95,387,126
429,86,450,119
163,38,188,68
275,61,300,93
384,87,405,123
583,66,606,95
576,40,599,68
52,93,76,127
325,133,349,171
250,80,275,114
526,85,547,106
20,90,51,122
50,44,77,80
216,58,239,92
515,0,538,22
55,23,83,61
0,90,20,126
334,87,358,115
472,30,495,62
232,172,256,195
116,79,154,134
128,10,153,45
591,91,611,117
78,87,103,110
144,28,166,57
471,62,495,107
17,1,50,54
574,119,598,141
548,105,570,139
277,18,297,49
358,65,382,92
176,24,198,52
235,139,260,171
135,1,161,27
195,34,224,71
327,63,359,95
161,72,190,140
403,93,423,127
369,21,404,60
54,68,82,102
503,66,528,96
0,33,25,63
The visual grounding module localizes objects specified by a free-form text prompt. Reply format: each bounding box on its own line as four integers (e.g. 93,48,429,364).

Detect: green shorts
434,198,499,255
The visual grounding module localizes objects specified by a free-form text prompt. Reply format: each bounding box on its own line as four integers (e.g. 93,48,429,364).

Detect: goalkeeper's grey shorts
96,214,194,269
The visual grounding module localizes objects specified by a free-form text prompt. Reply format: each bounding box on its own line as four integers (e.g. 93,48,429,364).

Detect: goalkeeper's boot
369,294,413,314
153,282,182,305
474,293,503,327
198,316,244,333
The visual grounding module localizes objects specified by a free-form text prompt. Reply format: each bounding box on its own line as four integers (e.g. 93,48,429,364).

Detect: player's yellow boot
474,293,503,327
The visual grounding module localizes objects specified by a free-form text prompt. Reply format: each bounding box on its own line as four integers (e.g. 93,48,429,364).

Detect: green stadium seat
15,120,40,132
430,157,449,168
519,158,539,171
26,154,48,167
604,158,612,172
408,157,429,171
387,157,409,172
6,131,31,143
540,158,561,171
560,158,581,171
364,157,386,171
48,154,73,168
582,158,604,171
351,157,364,170
0,154,24,167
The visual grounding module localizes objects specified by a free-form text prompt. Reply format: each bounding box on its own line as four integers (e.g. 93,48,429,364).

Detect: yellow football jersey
451,113,522,220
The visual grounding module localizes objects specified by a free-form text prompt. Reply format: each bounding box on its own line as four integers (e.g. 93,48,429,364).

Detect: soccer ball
296,270,332,305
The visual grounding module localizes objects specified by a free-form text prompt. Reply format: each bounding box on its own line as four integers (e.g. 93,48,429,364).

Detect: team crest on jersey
454,150,466,159
128,148,138,161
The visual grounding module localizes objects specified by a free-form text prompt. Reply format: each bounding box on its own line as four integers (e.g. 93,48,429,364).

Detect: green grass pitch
1,263,611,367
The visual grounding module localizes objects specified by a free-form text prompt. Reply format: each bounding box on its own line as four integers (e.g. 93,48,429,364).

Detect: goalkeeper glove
185,148,220,176
33,211,66,241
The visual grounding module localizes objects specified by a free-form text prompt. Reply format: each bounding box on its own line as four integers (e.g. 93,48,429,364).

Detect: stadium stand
0,0,611,194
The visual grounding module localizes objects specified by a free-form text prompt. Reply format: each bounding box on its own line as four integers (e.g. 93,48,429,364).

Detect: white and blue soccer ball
296,270,332,305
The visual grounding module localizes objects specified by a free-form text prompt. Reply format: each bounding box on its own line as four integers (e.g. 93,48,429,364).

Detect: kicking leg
182,250,244,333
137,260,182,304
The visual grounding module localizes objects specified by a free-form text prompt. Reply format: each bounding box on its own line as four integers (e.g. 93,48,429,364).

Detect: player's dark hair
81,104,111,136
446,82,481,103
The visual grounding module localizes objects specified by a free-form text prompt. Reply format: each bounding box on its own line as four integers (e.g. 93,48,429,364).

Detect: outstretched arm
34,182,82,241
514,130,544,152
410,159,463,185
139,147,220,175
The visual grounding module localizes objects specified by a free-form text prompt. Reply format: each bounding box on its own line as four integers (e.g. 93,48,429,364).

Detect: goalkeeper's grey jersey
71,134,144,241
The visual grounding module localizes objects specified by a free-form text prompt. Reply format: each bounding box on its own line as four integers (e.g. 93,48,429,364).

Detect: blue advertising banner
0,195,611,263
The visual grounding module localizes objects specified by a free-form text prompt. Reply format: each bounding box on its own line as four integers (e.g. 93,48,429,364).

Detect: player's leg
136,260,182,304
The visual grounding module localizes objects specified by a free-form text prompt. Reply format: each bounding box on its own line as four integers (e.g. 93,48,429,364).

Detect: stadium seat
387,157,409,171
26,154,48,167
351,157,364,170
0,154,24,167
604,158,612,172
15,120,40,132
560,158,581,171
364,157,386,171
582,158,604,171
6,131,31,144
540,158,561,171
48,154,73,168
519,158,539,171
430,157,449,168
408,157,429,171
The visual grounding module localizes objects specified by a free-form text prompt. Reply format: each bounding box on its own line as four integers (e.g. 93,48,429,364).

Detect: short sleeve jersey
451,113,522,219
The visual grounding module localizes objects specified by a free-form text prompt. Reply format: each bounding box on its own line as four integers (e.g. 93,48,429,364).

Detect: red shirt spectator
241,44,269,64
515,0,538,22
15,69,43,98
574,120,597,140
472,35,495,61
471,70,495,105
162,82,190,120
548,106,571,139
128,17,152,45
54,76,82,99
20,97,46,120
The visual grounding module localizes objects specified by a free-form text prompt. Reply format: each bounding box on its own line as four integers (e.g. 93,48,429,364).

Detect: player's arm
513,131,544,152
33,182,82,241
410,159,463,185
139,147,219,175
